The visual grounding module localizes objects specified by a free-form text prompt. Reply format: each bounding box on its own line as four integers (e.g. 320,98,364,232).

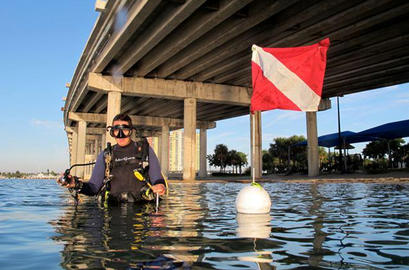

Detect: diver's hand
56,173,76,188
151,184,166,195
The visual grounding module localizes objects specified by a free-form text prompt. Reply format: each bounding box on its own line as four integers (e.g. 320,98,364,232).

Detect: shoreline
168,171,409,184
3,171,409,184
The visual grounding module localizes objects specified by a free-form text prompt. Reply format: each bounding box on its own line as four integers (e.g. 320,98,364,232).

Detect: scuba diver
58,113,166,205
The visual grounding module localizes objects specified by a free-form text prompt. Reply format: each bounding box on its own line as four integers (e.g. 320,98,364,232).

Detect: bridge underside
64,0,409,179
65,0,409,128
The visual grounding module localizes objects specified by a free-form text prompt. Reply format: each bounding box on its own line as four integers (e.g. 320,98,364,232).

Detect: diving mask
107,124,133,138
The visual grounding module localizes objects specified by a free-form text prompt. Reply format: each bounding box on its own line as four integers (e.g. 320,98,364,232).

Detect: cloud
31,119,63,129
208,131,236,142
342,84,400,103
396,99,409,104
263,111,303,128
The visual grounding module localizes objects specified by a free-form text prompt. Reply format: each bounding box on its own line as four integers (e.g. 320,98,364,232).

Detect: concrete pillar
183,98,197,181
71,129,78,175
94,138,100,155
199,127,207,177
250,111,262,179
106,91,121,145
157,134,162,162
306,111,319,177
161,124,169,178
76,120,87,178
101,133,106,150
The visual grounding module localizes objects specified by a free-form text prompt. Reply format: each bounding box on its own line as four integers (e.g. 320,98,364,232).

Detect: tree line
0,170,59,179
208,136,409,175
207,144,248,174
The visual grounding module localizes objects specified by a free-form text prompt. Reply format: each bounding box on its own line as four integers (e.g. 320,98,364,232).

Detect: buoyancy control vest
105,139,151,203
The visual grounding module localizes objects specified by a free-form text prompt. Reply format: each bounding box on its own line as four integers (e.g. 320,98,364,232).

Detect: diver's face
112,120,132,147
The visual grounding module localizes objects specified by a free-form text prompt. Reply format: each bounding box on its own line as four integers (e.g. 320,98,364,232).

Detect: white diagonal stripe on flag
252,45,321,111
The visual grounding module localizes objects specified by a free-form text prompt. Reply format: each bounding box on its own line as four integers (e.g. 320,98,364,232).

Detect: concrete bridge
64,0,409,180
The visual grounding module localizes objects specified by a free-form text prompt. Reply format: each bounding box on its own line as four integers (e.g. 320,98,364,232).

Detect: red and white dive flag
250,38,330,113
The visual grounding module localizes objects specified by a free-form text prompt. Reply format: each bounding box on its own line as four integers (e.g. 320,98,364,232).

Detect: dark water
0,179,409,269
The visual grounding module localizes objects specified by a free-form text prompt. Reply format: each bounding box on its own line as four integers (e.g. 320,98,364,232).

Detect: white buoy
235,183,271,214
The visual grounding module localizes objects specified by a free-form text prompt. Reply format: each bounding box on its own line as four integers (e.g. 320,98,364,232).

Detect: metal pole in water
155,193,159,212
252,113,256,183
337,96,343,172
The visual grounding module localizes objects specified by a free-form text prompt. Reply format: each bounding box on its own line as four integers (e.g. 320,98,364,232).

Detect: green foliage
364,159,389,174
262,150,274,174
237,152,248,174
266,135,310,173
363,139,409,169
207,144,248,174
207,144,228,172
362,138,404,159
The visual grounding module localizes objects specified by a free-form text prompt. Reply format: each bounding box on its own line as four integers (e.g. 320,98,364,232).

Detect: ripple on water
1,180,409,269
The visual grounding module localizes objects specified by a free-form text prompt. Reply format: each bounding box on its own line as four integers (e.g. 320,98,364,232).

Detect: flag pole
251,44,256,184
252,112,256,183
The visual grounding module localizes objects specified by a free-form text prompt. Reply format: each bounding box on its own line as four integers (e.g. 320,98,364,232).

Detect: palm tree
237,152,248,174
228,150,240,174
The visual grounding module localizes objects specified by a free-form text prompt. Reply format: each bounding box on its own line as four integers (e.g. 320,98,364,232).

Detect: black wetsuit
80,140,165,202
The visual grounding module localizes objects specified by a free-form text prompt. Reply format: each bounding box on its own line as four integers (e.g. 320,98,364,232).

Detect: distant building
148,130,200,172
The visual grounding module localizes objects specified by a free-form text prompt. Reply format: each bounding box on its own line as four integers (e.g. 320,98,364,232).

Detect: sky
0,1,408,173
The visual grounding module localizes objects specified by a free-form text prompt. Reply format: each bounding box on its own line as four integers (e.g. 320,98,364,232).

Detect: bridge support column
101,133,106,150
71,128,78,174
106,91,121,145
306,111,319,177
161,124,169,178
157,134,162,162
183,98,197,181
77,120,87,179
199,127,207,178
94,137,100,154
250,111,262,179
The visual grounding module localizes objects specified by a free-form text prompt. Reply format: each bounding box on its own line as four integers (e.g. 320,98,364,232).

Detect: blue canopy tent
294,119,409,172
357,119,409,139
296,131,376,148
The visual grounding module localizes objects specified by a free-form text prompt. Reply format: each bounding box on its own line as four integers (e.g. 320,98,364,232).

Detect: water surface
0,179,408,269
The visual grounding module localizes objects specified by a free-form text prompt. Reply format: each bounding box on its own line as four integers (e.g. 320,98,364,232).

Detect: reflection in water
52,184,206,269
236,213,274,269
308,184,326,267
236,213,271,239
47,182,409,269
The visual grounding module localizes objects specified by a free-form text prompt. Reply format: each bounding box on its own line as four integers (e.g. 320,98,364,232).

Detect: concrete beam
116,0,205,74
172,0,348,80
68,112,216,129
82,92,104,113
136,0,253,76
88,73,251,106
66,126,105,135
189,0,409,83
325,72,409,97
157,0,298,77
66,126,161,137
93,0,162,72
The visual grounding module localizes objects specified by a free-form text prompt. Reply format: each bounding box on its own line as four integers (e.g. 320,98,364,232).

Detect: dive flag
250,38,330,113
